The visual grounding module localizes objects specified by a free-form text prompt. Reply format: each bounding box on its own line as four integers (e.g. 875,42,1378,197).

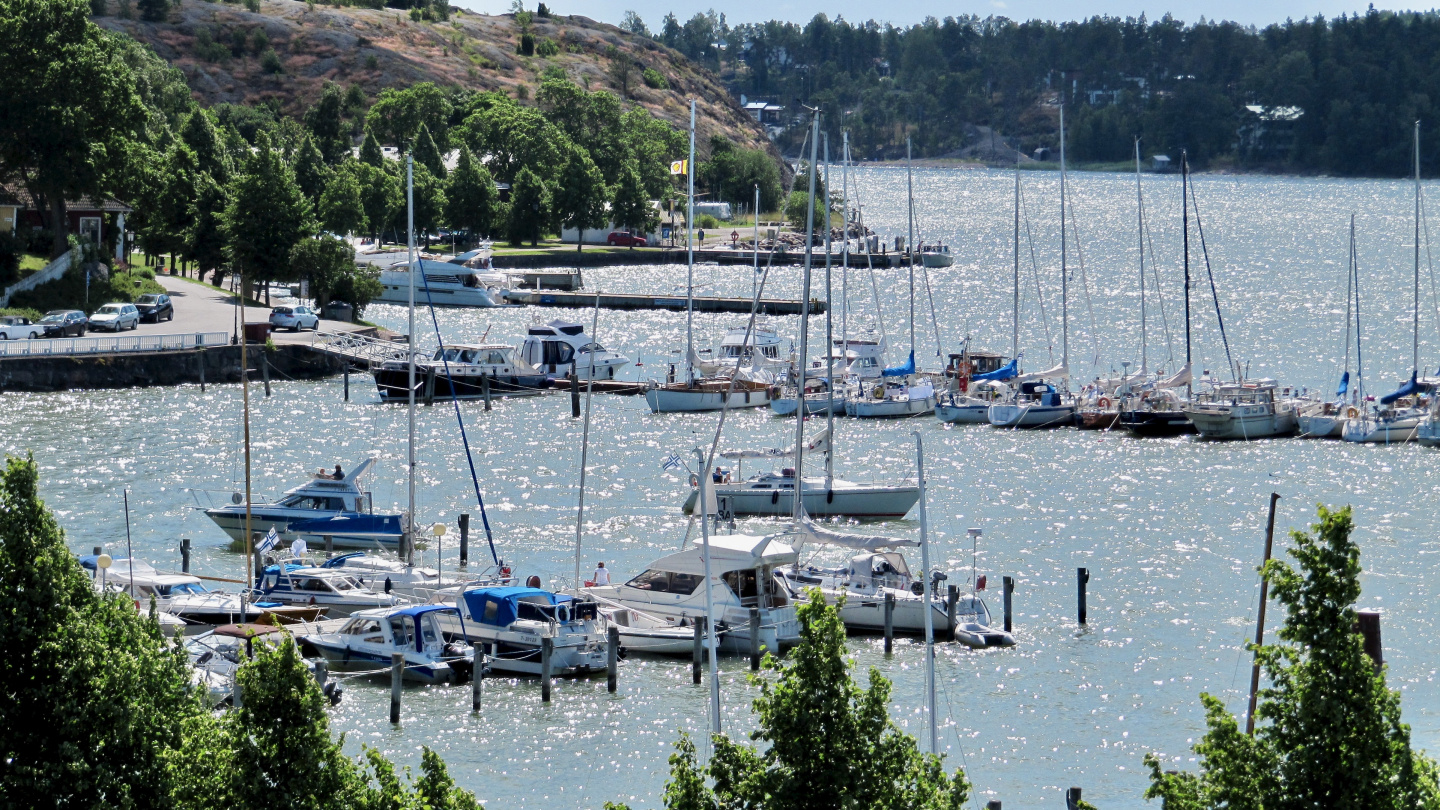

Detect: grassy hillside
95,0,776,158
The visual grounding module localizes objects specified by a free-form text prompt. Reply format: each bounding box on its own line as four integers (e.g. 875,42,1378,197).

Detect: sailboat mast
693,448,721,736
1136,137,1147,374
686,100,696,385
841,133,851,385
1013,163,1020,360
906,138,916,355
241,287,253,611
1059,104,1068,370
753,184,760,299
573,292,600,585
406,154,416,565
823,133,835,485
1353,216,1364,403
914,431,937,756
793,108,820,521
1182,151,1193,401
1414,120,1421,376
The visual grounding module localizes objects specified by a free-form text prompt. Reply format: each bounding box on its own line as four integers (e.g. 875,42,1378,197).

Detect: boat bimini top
461,587,598,627
644,533,798,576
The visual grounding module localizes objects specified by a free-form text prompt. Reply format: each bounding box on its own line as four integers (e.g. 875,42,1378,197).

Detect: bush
260,47,283,73
249,26,268,53
518,31,534,55
535,1,548,16
641,67,668,89
242,0,259,11
408,6,421,21
697,213,720,230
364,52,378,69
193,27,229,62
8,266,164,315
535,37,559,56
0,231,24,287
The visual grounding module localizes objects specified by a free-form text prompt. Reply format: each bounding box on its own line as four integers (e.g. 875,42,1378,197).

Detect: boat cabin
276,458,378,514
626,534,796,610
257,564,370,595
715,326,782,362
335,606,456,654
946,351,1008,377
461,587,600,627
1018,380,1062,406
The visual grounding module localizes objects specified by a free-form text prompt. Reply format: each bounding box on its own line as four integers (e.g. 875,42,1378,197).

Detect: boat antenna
793,106,820,522
823,131,835,486
914,431,937,755
573,291,601,585
406,154,417,566
685,100,696,387
1182,150,1193,400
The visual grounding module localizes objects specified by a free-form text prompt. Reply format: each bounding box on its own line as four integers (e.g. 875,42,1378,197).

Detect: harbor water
7,167,1440,807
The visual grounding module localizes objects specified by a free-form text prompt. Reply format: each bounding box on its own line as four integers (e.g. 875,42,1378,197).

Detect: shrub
408,6,421,21
249,26,268,54
364,53,378,69
260,47,283,73
641,67,667,89
697,213,720,230
535,37,558,56
535,1,548,16
242,0,259,12
193,27,229,62
518,31,534,55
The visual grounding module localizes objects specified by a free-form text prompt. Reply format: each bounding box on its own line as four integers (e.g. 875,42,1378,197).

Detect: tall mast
753,184,760,299
792,108,820,522
823,132,835,486
1136,137,1147,374
1182,151,1193,401
1414,120,1421,376
1012,162,1020,361
906,138,916,356
572,292,599,585
406,154,416,565
1059,103,1068,370
914,432,937,755
685,100,696,385
841,132,851,386
693,447,721,736
241,278,253,609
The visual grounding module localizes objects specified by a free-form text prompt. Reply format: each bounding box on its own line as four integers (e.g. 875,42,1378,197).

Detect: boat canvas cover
882,350,916,378
1155,363,1193,390
462,587,571,627
288,514,403,538
1336,370,1350,398
1380,371,1421,405
721,428,830,460
648,534,797,575
972,358,1018,382
796,508,918,551
1015,362,1069,383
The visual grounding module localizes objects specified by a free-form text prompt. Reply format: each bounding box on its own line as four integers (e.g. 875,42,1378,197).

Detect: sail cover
881,350,916,378
1336,370,1350,398
1015,363,1069,383
721,428,830,460
1380,371,1420,405
796,506,917,550
1155,363,1193,389
972,358,1019,382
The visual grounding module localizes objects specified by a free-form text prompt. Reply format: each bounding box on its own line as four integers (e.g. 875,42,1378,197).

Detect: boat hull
1298,414,1346,438
1075,409,1120,430
935,400,991,423
682,483,918,518
1341,416,1422,443
375,279,503,308
1416,419,1440,446
769,395,844,416
203,507,400,550
988,403,1076,428
374,367,547,402
1117,410,1196,436
847,394,936,418
1185,408,1298,440
645,384,771,412
304,640,459,684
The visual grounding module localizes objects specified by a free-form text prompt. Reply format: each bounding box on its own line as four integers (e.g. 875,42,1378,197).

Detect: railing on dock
0,331,229,357
310,329,417,369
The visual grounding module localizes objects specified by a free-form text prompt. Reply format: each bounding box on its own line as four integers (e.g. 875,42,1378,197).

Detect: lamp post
97,553,113,592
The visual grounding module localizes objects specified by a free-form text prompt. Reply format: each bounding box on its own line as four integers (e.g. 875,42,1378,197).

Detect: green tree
553,145,609,251
1145,505,1440,810
404,161,447,247
783,189,811,230
359,126,386,167
305,81,352,164
413,122,446,178
181,108,233,185
147,142,199,272
356,161,401,244
445,145,500,239
319,160,366,236
290,234,354,309
506,166,551,246
0,0,146,257
188,172,229,286
701,135,783,213
293,134,330,207
223,131,314,297
330,261,383,317
608,159,655,247
136,0,166,22
367,82,453,151
456,98,569,185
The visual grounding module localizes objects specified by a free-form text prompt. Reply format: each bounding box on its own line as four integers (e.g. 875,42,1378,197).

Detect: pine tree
445,145,499,240
136,0,166,22
553,144,609,252
405,161,447,247
356,161,401,244
187,171,229,285
506,166,551,246
413,122,446,178
293,134,330,207
360,126,386,168
318,160,366,236
223,131,315,294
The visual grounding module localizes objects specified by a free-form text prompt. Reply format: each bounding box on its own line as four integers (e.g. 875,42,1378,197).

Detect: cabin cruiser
373,344,548,402
253,564,405,617
520,319,630,381
198,458,400,550
585,533,801,654
1118,385,1197,436
592,603,722,655
683,470,917,519
1184,378,1301,440
296,605,475,684
430,585,610,676
987,379,1076,429
918,243,954,268
82,556,263,626
313,552,466,600
186,623,343,707
936,351,1012,424
694,325,788,375
375,258,513,308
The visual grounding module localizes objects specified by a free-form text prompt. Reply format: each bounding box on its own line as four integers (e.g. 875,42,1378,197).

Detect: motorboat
82,556,264,626
844,374,937,418
430,585,610,676
253,563,405,617
585,533,801,655
296,605,476,684
197,457,401,550
185,623,343,707
936,350,1012,424
987,380,1076,428
682,470,917,519
918,243,954,268
694,325,788,376
594,602,722,656
374,343,548,402
375,258,513,308
1184,379,1301,440
768,370,844,416
313,552,467,600
1118,385,1196,436
520,318,630,381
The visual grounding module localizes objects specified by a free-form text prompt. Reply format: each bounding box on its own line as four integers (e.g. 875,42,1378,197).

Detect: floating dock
502,291,824,315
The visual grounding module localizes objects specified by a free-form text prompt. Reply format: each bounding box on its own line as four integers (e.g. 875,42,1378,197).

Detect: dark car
606,231,648,247
135,293,174,323
38,310,87,337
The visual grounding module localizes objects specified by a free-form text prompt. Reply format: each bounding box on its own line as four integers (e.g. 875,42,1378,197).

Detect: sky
462,0,1417,30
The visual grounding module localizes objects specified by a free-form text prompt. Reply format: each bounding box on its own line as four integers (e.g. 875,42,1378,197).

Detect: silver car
269,305,320,331
89,303,140,331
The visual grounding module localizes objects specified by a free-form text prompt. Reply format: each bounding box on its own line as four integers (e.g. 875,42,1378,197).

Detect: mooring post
482,374,492,411
92,545,102,556
1246,491,1281,735
946,584,959,641
749,608,762,671
262,354,271,397
423,368,436,406
883,592,895,654
458,513,470,566
1077,568,1090,626
324,535,333,556
471,652,483,712
692,619,703,684
1358,609,1384,670
314,658,328,691
570,373,581,418
180,538,191,573
198,352,206,393
541,637,554,702
985,802,1002,810
607,625,620,693
1003,576,1015,633
389,652,403,723
1066,787,1083,810
343,365,350,401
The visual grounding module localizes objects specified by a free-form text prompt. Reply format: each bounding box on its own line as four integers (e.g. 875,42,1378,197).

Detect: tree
187,172,229,286
1145,505,1440,810
359,126,386,168
620,9,650,36
445,145,499,239
304,81,351,164
330,261,383,317
136,0,166,22
181,109,233,185
293,134,329,207
223,132,314,297
608,160,655,247
367,82,453,151
318,161,366,236
553,145,609,251
506,166,551,246
456,98,570,185
355,161,401,244
0,0,146,257
701,136,784,213
147,142,199,272
413,123,446,178
405,161,447,247
290,234,355,309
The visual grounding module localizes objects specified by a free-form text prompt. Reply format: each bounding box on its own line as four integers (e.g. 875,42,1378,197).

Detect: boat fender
826,489,834,504
1346,406,1360,419
1097,397,1111,408
873,384,885,399
309,596,316,605
771,490,779,505
322,681,343,705
910,582,925,596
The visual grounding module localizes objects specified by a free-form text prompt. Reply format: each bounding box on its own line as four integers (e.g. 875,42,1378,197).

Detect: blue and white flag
257,527,280,554
661,452,683,471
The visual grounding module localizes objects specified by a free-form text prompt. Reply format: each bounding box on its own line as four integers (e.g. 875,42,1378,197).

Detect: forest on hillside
624,7,1440,175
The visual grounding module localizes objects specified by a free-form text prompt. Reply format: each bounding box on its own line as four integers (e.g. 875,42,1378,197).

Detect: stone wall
0,343,347,392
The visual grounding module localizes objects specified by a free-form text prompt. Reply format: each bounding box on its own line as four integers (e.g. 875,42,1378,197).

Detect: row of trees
635,7,1440,174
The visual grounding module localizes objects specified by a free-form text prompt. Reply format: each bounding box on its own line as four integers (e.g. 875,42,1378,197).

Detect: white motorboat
596,602,723,656
314,551,467,600
585,533,801,655
918,243,954,268
253,563,406,617
845,375,937,418
683,470,917,519
987,380,1076,428
936,355,1010,424
197,457,401,551
430,585,610,676
1184,379,1301,440
186,622,343,707
296,605,475,684
374,343,548,402
520,318,630,381
375,258,512,308
84,556,263,626
694,325,788,375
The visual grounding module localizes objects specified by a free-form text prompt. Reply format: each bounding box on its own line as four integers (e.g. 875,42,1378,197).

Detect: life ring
689,473,699,488
1097,397,1111,408
872,385,884,399
1345,405,1360,419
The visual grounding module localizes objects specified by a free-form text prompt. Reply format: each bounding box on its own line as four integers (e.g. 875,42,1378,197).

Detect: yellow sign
670,160,687,175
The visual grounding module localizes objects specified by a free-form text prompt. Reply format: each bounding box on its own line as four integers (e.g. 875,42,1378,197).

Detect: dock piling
198,353,205,393
570,373,580,418
985,802,1002,810
471,651,483,712
883,592,895,654
343,365,349,401
607,626,619,693
482,375,492,411
180,538,190,573
1003,576,1015,633
1359,609,1384,670
946,584,959,641
1077,568,1090,626
749,608,762,671
458,513,469,566
92,545,101,556
262,355,270,397
1066,787,1084,810
389,652,403,723
541,637,554,702
323,535,333,556
313,658,328,691
692,620,703,684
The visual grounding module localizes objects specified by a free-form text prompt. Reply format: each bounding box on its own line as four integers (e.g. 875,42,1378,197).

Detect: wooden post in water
607,626,620,693
198,353,206,392
1358,609,1383,671
1246,492,1280,736
1003,576,1015,633
985,802,1002,810
471,652,483,712
180,538,191,573
458,513,470,566
570,373,581,418
946,584,959,641
323,535,333,556
92,545,102,556
423,368,436,406
749,608,762,671
1077,568,1089,626
261,354,271,397
482,374,492,411
343,365,349,401
692,620,703,684
541,637,554,702
390,652,403,723
883,592,895,654
1065,787,1083,810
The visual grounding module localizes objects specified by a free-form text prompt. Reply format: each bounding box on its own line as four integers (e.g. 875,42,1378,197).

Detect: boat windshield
433,347,465,363
624,569,704,595
341,617,383,636
166,582,208,595
577,342,606,354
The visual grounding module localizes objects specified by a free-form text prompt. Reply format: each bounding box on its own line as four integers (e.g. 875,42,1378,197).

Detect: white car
269,305,320,331
0,315,40,340
89,303,140,331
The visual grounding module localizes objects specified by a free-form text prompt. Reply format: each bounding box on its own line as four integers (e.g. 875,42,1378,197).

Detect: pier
502,290,824,315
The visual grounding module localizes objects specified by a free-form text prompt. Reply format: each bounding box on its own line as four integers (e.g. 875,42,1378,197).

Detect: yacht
429,585,610,676
585,533,801,654
987,379,1076,428
682,470,917,519
918,243,954,268
198,458,400,550
186,623,343,707
373,343,548,402
83,556,263,626
644,375,774,412
936,351,1013,424
252,563,405,617
694,325,788,375
844,374,937,418
375,258,513,308
296,605,476,684
1184,379,1301,440
519,318,630,381
1341,378,1435,443
1297,400,1349,438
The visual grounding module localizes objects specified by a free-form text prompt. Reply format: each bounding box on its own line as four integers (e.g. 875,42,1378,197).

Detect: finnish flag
661,452,683,472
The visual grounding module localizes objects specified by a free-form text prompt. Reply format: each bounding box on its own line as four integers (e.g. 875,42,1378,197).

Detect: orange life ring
1345,405,1360,419
1096,396,1112,408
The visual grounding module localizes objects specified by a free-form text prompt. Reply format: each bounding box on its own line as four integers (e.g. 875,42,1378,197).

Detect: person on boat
713,466,725,484
332,464,344,480
290,537,307,558
592,562,610,586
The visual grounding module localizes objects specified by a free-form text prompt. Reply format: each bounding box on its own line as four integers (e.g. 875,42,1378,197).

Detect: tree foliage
608,159,656,243
506,166,551,246
553,145,609,249
223,131,315,288
368,82,453,152
445,145,500,239
319,160,367,236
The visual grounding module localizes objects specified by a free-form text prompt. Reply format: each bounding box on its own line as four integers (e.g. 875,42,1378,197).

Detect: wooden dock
502,291,824,315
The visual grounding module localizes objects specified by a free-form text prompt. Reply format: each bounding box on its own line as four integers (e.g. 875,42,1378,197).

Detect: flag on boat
661,452,683,471
670,160,687,175
256,527,280,554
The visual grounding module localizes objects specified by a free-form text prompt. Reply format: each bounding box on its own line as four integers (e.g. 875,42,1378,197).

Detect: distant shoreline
837,157,1410,180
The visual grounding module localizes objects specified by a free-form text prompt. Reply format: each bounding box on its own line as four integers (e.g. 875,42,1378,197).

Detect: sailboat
1298,216,1362,439
846,139,938,418
646,101,773,413
1345,122,1437,443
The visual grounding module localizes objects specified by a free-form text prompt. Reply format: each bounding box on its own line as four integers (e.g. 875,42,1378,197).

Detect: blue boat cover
288,514,403,538
973,358,1019,382
1336,370,1350,398
1380,371,1419,405
462,586,572,627
881,350,916,378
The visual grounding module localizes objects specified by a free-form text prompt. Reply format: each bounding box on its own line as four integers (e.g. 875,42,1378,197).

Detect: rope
1188,180,1236,381
1064,180,1102,369
1018,182,1056,366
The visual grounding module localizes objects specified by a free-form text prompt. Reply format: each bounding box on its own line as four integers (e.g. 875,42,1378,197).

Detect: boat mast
1012,162,1020,362
914,431,937,755
823,133,835,486
1059,104,1068,371
841,132,851,389
573,292,600,585
1353,215,1365,404
753,184,760,300
906,138,916,358
1182,151,1193,401
693,448,722,736
686,100,696,386
1136,137,1147,375
241,302,253,612
1414,120,1421,377
406,154,417,565
793,108,820,521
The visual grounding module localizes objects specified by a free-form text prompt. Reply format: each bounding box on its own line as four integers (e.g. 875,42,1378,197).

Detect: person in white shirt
592,562,610,586
290,537,308,558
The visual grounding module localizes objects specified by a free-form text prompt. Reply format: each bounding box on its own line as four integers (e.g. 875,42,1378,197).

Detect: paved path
157,275,371,344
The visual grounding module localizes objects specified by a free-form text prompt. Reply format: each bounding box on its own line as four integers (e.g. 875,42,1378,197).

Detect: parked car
269,305,320,331
606,231,648,247
89,303,140,332
135,293,173,323
0,315,40,340
38,310,87,337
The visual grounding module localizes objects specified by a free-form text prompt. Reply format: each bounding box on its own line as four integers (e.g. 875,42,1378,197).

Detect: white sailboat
1298,216,1362,439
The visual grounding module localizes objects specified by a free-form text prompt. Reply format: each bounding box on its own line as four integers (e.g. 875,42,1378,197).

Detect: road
156,275,371,344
